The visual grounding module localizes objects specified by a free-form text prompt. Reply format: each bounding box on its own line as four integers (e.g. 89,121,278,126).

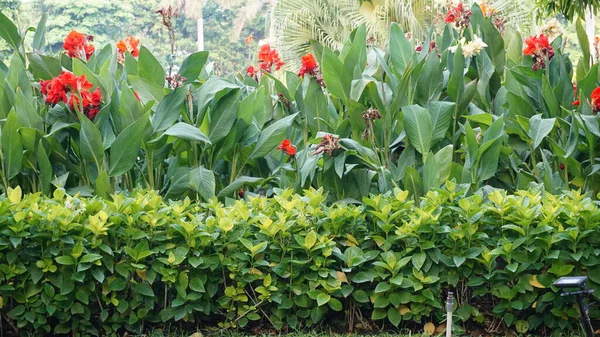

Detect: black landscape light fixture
553,276,595,337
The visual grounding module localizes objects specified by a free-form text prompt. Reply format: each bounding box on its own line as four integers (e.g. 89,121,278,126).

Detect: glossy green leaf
250,113,298,159
189,166,215,201
109,114,149,177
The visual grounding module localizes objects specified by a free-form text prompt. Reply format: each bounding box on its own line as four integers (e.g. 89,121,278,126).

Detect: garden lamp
553,276,595,337
446,292,454,337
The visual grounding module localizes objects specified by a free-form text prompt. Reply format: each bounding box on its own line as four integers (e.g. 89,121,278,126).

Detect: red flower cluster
246,66,257,78
523,34,554,71
40,72,102,120
258,44,284,73
298,54,318,77
297,53,325,88
63,30,95,61
445,2,472,29
117,36,140,63
246,44,284,79
591,87,600,114
573,84,580,107
277,139,296,156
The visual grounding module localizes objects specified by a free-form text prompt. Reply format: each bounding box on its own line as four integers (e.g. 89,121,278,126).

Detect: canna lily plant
2,2,600,201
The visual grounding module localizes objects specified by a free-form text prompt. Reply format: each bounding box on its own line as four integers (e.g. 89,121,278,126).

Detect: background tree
1,0,269,74
269,0,537,69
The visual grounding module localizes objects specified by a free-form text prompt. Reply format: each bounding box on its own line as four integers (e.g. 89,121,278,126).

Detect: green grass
136,329,583,337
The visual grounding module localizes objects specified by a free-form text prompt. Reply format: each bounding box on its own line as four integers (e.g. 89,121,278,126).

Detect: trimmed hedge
0,184,599,336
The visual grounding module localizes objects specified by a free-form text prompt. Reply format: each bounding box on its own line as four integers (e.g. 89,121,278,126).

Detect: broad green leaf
304,231,317,250
434,145,453,185
15,89,43,131
576,19,591,72
134,283,155,297
321,47,351,101
95,170,110,199
340,25,367,77
412,252,427,270
27,53,61,80
36,140,52,195
128,75,165,103
0,12,22,51
79,112,105,171
194,77,239,125
403,166,422,200
55,256,75,266
32,14,48,52
402,105,433,162
481,19,505,75
422,153,438,192
189,166,215,201
178,51,209,84
117,83,144,131
109,114,149,176
316,293,330,306
580,115,600,137
328,298,343,311
138,46,165,87
1,111,23,179
448,45,465,103
416,53,443,105
388,307,402,326
208,89,240,143
164,123,211,143
429,101,455,141
541,76,559,116
528,114,555,150
250,113,298,159
152,87,187,132
389,23,412,75
218,176,263,197
504,28,523,65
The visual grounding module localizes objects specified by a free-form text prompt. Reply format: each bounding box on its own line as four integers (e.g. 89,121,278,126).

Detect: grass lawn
136,330,584,337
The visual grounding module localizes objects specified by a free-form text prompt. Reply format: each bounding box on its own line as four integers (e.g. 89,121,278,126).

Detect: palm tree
269,0,536,69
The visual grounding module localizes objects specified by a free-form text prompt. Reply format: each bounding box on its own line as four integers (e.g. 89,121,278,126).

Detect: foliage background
0,0,268,74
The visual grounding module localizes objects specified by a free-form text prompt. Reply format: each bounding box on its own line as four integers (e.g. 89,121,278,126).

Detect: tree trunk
197,11,204,51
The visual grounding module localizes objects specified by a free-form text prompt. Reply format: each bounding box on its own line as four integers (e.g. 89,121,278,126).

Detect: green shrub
0,185,599,336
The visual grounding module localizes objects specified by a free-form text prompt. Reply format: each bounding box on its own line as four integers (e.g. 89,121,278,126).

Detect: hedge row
0,184,599,336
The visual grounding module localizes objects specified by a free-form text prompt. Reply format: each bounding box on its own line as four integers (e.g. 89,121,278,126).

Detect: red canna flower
276,139,296,156
573,100,580,106
591,87,600,113
39,71,102,120
445,2,471,29
63,30,95,61
134,91,141,102
573,84,580,107
298,54,318,77
245,44,284,79
117,36,140,64
246,65,257,78
523,34,554,71
69,88,102,120
257,44,284,73
245,35,254,44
